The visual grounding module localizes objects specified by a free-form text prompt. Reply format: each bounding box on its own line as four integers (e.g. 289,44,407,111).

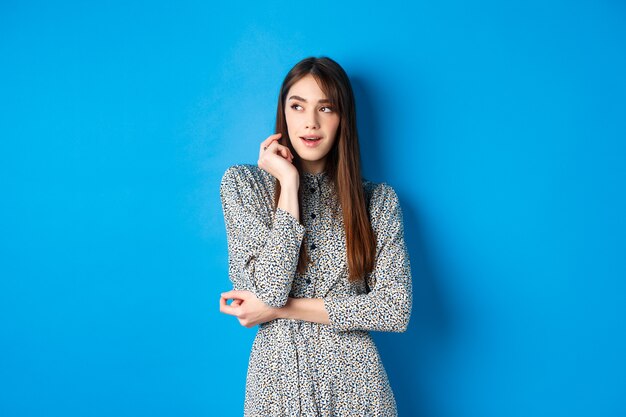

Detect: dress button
311,213,316,219
310,243,317,250
305,278,311,284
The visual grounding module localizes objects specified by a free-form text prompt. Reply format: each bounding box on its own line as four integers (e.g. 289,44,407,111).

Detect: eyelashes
289,103,335,113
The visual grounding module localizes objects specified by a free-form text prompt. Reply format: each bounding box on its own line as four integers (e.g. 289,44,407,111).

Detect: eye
320,106,334,113
290,104,303,111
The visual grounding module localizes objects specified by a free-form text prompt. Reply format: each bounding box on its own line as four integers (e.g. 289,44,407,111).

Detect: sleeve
220,165,306,308
323,184,412,333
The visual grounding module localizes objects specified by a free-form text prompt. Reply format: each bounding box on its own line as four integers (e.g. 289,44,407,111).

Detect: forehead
287,74,329,99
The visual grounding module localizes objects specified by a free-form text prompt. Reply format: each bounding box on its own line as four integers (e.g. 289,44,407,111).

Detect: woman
219,56,412,416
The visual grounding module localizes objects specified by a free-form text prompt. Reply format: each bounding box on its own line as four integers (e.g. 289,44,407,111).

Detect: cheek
284,115,299,146
285,113,300,133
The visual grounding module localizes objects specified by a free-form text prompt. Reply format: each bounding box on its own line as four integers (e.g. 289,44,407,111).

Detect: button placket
302,172,326,296
307,175,321,257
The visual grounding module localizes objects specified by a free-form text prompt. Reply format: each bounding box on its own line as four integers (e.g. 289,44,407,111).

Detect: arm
220,165,305,308
323,184,413,333
278,297,330,325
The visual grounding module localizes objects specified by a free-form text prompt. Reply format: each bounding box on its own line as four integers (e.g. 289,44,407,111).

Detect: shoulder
362,178,400,211
220,164,274,191
221,163,270,184
362,178,404,232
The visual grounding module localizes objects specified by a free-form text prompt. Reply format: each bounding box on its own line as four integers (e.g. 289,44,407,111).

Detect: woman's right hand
257,133,299,186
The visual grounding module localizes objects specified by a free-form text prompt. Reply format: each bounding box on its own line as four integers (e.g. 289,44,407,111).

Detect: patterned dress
220,164,412,416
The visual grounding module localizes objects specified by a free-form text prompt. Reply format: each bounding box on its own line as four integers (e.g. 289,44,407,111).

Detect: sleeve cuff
274,207,306,238
323,296,350,332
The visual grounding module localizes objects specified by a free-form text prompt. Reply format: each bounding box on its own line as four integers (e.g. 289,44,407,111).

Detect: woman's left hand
219,290,280,328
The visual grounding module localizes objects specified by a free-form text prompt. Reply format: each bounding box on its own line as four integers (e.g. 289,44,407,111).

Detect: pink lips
300,135,323,148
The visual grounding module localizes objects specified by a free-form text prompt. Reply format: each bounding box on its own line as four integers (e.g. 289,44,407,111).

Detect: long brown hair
273,57,375,283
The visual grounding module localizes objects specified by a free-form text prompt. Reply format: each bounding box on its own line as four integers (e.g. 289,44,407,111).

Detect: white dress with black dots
220,164,412,417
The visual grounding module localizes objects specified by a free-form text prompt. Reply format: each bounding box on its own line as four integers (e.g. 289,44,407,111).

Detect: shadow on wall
352,74,455,416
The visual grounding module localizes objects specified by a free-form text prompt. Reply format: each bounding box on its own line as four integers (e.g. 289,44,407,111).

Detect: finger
278,146,289,159
283,146,294,160
265,140,279,152
276,144,294,160
231,299,243,307
219,296,239,316
221,290,248,300
261,133,282,150
259,140,279,158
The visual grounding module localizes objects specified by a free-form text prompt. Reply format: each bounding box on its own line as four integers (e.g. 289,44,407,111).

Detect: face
284,74,340,174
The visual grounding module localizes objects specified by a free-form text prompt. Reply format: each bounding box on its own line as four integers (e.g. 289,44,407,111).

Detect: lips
300,135,323,148
300,135,322,141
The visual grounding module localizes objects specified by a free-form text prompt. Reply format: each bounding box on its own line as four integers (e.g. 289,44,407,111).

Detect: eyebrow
288,95,332,104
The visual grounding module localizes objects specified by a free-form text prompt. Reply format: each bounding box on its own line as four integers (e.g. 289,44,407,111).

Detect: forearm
278,297,330,325
324,290,411,332
221,166,303,308
277,180,300,221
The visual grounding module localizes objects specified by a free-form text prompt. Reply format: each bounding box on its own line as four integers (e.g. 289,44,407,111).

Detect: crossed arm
219,291,329,328
219,165,412,333
218,164,331,328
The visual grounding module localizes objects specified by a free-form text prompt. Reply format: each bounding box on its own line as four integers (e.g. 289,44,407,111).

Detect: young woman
219,57,412,416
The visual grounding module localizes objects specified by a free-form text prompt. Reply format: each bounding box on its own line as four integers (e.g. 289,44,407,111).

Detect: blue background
1,1,625,416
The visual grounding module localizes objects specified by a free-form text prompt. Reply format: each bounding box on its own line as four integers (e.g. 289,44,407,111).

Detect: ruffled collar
301,170,328,181
301,170,332,194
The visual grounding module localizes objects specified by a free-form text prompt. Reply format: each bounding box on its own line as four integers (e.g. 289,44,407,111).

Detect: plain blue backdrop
1,1,625,416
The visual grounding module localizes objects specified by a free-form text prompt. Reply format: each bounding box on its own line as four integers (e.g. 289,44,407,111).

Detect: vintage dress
220,164,412,416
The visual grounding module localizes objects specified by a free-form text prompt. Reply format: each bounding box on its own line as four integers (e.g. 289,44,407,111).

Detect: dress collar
301,170,333,197
301,171,329,189
302,170,328,181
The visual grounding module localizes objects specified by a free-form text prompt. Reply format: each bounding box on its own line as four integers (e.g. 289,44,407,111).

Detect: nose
305,110,319,129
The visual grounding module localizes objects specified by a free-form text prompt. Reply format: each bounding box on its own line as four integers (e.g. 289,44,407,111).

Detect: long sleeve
323,184,412,332
220,165,306,308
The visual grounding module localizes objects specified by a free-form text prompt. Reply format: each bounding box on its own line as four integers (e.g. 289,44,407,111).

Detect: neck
301,159,326,174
